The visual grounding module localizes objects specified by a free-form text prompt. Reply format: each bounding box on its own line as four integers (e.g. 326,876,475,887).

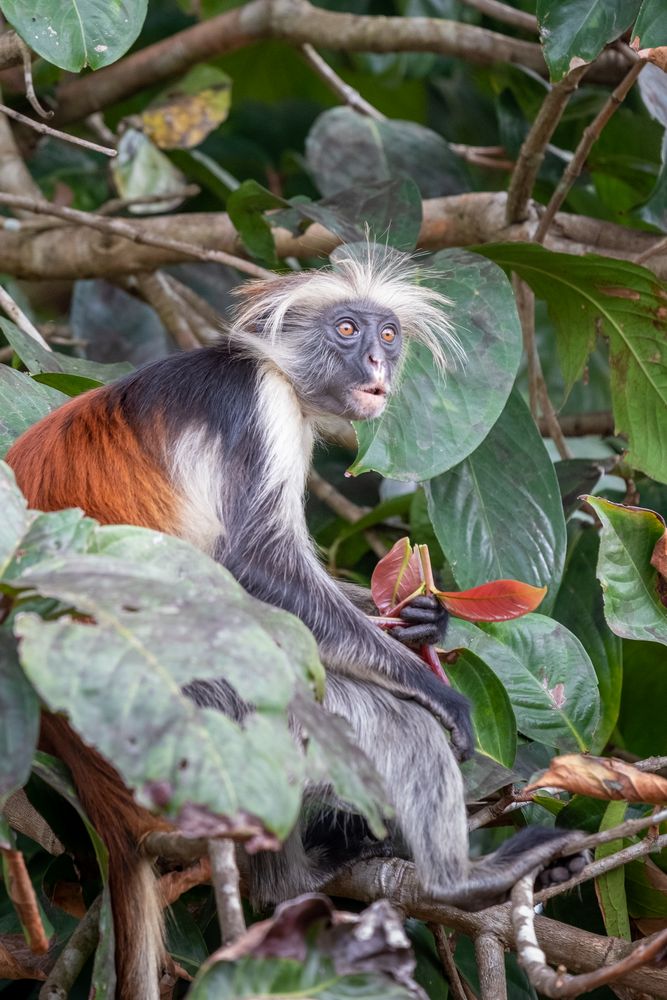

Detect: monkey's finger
400,606,441,624
392,624,441,644
406,595,440,609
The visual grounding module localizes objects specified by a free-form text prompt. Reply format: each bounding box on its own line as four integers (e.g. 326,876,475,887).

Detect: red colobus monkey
7,248,584,1000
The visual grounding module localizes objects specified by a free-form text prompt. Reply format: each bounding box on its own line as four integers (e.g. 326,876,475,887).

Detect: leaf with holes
0,0,148,72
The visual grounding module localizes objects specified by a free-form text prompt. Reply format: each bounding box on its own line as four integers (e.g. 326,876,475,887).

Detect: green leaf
616,639,667,756
632,0,667,48
190,955,414,1000
448,650,517,767
536,0,641,81
278,178,423,252
553,528,623,752
226,179,287,267
306,107,468,199
112,129,190,216
477,244,667,483
426,390,566,610
447,615,600,751
0,632,39,806
350,249,523,481
0,463,32,575
0,318,131,382
594,801,631,940
0,367,67,457
32,373,103,396
0,0,148,72
585,496,667,644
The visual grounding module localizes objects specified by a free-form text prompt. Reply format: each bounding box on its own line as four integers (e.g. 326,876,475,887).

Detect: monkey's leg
324,677,586,909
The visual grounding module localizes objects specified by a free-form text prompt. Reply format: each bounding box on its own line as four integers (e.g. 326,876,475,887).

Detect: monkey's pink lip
349,386,388,418
355,383,387,398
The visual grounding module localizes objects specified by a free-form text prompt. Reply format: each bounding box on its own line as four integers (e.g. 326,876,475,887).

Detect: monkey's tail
40,714,165,1000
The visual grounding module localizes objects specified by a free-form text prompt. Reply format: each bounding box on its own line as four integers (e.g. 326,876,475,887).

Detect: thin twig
0,102,116,157
513,275,539,419
537,832,667,906
308,469,388,560
0,191,274,280
1,849,49,954
429,924,477,1000
163,274,224,341
475,932,508,1000
635,234,667,265
97,186,200,214
15,36,52,119
160,858,212,906
506,64,589,225
133,272,201,350
535,59,646,243
512,871,667,997
635,755,667,773
467,791,515,832
458,0,537,33
38,896,101,1000
0,282,51,349
301,44,384,119
208,838,246,946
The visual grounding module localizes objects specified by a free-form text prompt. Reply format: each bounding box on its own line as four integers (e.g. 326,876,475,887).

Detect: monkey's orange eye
336,321,357,337
381,327,397,343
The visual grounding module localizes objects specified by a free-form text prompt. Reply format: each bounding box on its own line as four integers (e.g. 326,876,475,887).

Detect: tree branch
0,192,665,282
512,872,667,997
301,44,384,119
475,933,507,1000
208,838,246,946
429,924,477,1000
51,0,626,126
458,0,537,33
0,282,51,349
535,59,646,243
506,65,589,225
132,272,201,349
38,897,101,1000
0,102,115,156
0,192,274,279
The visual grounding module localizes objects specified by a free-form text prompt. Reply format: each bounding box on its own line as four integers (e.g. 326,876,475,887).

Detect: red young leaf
371,537,423,614
437,579,547,622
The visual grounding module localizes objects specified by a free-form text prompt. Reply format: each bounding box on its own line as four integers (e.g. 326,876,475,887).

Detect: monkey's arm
224,550,473,761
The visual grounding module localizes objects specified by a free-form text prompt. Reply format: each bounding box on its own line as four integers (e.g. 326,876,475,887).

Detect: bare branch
538,411,614,438
429,925,477,1000
0,192,274,280
0,848,49,954
0,282,51,349
132,272,201,350
0,110,45,202
475,932,507,1000
506,65,589,225
301,44,384,119
15,35,52,119
51,0,627,126
308,469,369,522
0,102,116,155
512,871,667,997
458,0,537,33
208,838,246,946
98,186,201,215
636,233,667,266
535,59,646,243
38,897,101,1000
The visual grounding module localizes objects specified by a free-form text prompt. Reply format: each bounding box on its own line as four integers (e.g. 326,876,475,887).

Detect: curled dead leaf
526,754,667,804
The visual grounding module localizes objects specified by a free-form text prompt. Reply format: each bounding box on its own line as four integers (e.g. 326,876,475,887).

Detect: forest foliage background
1,0,667,997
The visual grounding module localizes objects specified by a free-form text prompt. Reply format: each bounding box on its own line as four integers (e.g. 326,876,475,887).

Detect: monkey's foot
536,849,588,888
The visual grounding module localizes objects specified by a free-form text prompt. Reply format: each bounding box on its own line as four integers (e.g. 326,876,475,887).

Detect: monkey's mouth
349,384,388,418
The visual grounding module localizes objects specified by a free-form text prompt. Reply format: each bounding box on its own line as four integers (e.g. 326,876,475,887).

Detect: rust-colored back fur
7,388,178,530
8,390,179,999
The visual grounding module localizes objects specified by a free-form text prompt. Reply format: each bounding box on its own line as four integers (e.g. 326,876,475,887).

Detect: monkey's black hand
391,594,449,648
440,687,474,763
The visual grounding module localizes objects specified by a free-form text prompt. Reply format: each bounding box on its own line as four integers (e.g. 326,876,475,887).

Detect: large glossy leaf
0,368,67,457
0,0,148,72
478,244,667,484
448,650,517,767
350,249,523,481
0,464,32,574
585,496,667,644
536,0,641,81
0,318,131,382
306,107,467,199
0,632,39,807
553,528,623,753
426,391,566,607
616,638,667,756
632,0,667,48
447,615,600,751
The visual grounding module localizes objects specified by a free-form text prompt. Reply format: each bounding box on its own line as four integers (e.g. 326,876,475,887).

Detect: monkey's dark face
310,301,403,420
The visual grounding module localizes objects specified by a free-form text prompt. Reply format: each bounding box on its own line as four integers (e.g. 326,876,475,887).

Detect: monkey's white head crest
232,243,464,373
